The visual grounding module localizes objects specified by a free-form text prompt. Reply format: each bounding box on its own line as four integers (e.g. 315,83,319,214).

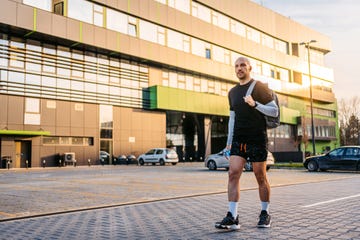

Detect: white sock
228,202,238,218
261,201,269,212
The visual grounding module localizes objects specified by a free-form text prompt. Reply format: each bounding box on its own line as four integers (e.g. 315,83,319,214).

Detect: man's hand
243,95,256,107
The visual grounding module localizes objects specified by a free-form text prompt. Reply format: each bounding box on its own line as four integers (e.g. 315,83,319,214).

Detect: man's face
235,59,251,80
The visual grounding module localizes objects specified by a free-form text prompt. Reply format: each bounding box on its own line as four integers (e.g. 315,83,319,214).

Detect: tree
338,97,360,145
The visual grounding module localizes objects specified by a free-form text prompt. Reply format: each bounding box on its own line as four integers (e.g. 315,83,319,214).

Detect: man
215,57,278,230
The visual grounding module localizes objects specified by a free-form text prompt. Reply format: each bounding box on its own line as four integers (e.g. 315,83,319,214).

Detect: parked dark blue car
304,146,360,172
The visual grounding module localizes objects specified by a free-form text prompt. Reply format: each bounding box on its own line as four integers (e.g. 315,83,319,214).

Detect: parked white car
205,150,275,171
137,148,179,166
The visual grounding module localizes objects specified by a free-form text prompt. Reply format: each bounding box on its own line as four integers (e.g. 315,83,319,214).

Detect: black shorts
230,141,267,162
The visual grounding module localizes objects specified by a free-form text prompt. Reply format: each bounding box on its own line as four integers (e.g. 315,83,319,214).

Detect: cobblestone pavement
0,163,359,239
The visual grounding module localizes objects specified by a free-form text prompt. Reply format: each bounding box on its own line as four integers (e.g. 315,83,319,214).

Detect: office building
0,0,338,167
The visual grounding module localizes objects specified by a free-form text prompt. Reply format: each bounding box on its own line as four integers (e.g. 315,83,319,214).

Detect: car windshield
146,149,156,155
328,148,345,157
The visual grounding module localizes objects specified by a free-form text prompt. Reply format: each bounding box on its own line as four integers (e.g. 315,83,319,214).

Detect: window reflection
68,0,93,24
23,0,51,11
99,105,113,128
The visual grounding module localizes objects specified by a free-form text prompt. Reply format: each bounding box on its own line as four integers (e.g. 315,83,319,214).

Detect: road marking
302,193,360,208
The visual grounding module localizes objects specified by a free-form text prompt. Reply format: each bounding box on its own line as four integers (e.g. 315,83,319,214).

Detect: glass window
158,27,165,45
25,73,41,85
0,42,8,66
200,78,208,93
71,81,83,91
212,45,225,63
8,71,24,84
169,72,177,88
191,38,206,57
68,0,93,24
42,76,56,87
85,71,96,82
58,67,71,77
139,20,158,43
262,34,274,49
93,5,103,27
213,11,229,31
192,2,211,23
24,113,40,125
128,23,137,36
60,137,70,145
106,9,128,34
167,30,185,51
57,78,70,89
185,75,193,91
72,137,84,145
54,2,64,15
205,48,211,59
43,44,56,55
97,84,109,94
99,105,113,128
230,19,246,37
23,0,51,11
247,28,261,44
275,39,288,54
9,40,25,68
169,0,190,13
57,46,70,57
84,82,97,92
26,61,41,72
0,70,8,81
24,98,41,125
43,136,59,145
72,63,83,78
25,98,40,113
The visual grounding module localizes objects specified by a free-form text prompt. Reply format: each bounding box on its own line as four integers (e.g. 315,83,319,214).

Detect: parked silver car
205,150,275,171
137,148,179,166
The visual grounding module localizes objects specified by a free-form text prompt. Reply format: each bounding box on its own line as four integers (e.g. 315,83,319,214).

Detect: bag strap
246,80,257,96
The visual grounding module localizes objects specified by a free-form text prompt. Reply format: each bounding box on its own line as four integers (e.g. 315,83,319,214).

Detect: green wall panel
0,130,50,136
280,106,300,124
149,86,229,116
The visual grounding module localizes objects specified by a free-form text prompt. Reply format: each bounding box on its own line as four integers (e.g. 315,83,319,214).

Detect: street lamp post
300,40,316,156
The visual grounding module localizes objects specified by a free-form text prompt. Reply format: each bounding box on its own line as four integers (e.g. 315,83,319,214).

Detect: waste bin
1,156,11,169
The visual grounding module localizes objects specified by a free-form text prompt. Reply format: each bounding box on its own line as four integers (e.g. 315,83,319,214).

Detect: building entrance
15,141,31,168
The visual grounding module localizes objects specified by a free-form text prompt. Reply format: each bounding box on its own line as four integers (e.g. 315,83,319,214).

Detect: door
15,141,31,168
320,148,344,170
340,147,359,170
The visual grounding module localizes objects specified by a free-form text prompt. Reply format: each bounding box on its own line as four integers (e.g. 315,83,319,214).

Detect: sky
251,0,360,101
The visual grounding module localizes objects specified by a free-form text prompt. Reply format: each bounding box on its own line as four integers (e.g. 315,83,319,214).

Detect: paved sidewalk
0,177,360,239
0,164,359,239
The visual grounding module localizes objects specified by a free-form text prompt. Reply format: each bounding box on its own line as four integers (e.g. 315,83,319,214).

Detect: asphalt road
0,163,359,239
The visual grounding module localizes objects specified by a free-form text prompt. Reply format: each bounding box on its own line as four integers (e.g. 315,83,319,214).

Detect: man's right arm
226,110,235,148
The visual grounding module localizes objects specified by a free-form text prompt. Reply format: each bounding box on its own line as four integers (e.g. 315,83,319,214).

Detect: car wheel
159,159,165,166
207,160,217,170
139,159,144,166
307,160,318,172
244,162,252,171
266,166,270,171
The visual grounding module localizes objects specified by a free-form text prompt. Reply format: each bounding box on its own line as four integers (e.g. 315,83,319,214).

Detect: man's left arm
254,100,278,117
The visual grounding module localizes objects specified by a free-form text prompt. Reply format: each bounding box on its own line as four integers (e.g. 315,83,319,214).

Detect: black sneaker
257,210,271,228
215,212,240,230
